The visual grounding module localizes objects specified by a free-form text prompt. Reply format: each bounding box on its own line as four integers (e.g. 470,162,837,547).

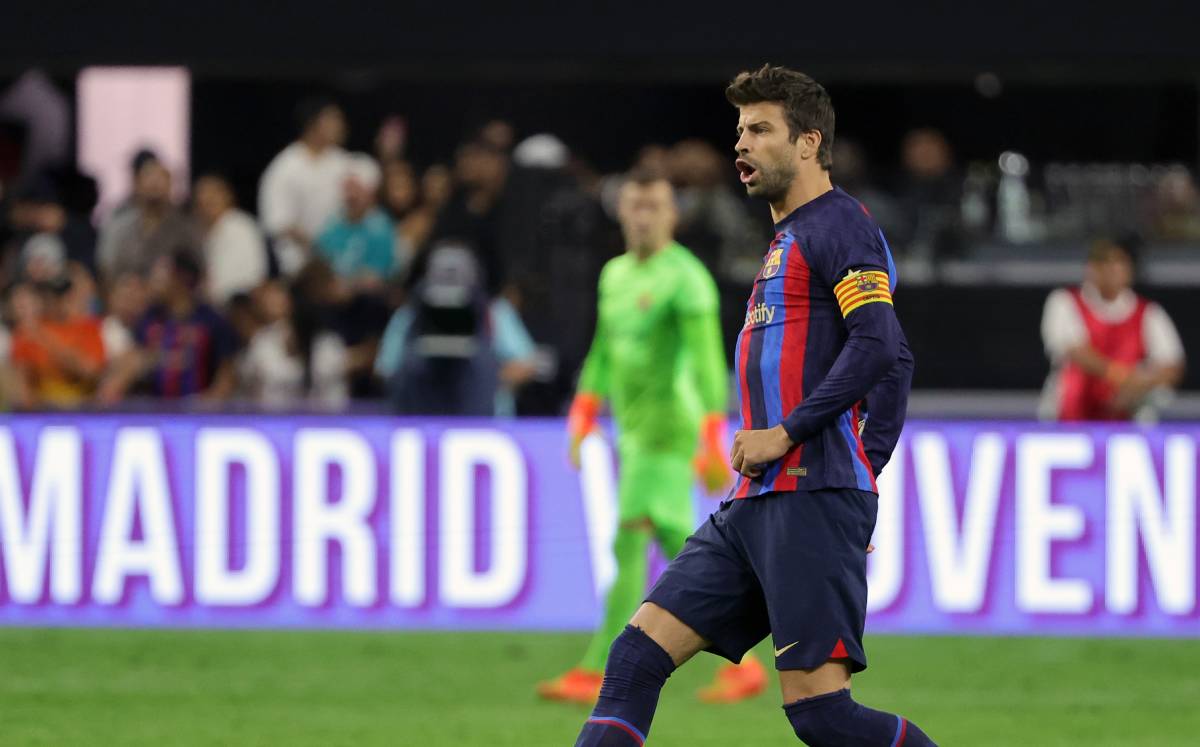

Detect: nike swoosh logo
774,641,800,657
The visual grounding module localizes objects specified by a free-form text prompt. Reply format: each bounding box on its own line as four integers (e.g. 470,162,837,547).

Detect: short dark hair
725,64,835,170
169,249,203,290
624,164,670,188
1088,234,1141,266
295,96,339,135
130,148,161,176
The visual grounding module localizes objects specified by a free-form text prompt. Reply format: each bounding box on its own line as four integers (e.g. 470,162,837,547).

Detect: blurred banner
0,416,1195,635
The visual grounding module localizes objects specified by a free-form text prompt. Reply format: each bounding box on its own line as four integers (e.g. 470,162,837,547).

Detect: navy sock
784,689,937,746
575,625,676,746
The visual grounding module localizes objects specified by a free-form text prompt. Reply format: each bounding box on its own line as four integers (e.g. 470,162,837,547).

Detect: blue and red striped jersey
732,187,911,498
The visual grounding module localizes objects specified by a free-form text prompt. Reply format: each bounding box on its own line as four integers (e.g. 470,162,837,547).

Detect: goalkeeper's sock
783,689,937,746
580,526,651,672
576,625,676,746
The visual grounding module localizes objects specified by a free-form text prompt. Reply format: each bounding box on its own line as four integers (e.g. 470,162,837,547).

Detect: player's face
1087,250,1134,299
734,102,798,201
617,180,677,253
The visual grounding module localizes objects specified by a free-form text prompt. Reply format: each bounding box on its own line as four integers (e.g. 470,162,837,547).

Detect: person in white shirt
239,280,349,411
99,272,146,363
257,98,350,276
193,173,268,306
1040,238,1185,421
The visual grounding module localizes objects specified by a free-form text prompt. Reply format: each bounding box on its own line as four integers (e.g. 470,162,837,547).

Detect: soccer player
574,65,933,746
539,170,767,705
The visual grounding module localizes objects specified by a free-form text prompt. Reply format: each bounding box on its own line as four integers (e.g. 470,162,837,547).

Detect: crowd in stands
0,94,1196,414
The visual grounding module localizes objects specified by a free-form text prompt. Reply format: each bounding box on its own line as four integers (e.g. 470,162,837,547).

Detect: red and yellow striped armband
834,270,893,317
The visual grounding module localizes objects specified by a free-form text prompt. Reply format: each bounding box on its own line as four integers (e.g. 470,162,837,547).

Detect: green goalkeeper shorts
616,448,697,540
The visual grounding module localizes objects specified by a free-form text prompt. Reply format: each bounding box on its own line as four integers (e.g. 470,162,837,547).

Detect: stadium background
1,2,1198,744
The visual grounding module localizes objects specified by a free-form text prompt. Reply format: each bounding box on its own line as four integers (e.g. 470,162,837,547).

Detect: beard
746,159,796,203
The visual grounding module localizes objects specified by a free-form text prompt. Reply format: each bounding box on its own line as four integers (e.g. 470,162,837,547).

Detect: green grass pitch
1,628,1197,745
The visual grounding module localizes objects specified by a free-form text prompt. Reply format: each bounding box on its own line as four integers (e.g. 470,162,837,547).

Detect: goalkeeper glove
694,413,731,495
567,393,601,469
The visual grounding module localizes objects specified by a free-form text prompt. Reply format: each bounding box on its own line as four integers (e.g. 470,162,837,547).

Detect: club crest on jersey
762,248,783,279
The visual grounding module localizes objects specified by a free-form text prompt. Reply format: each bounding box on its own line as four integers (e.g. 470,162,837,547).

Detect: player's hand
694,414,731,495
567,393,602,470
1110,369,1155,414
729,425,793,477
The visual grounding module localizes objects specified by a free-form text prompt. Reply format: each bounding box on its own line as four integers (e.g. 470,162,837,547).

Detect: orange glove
567,393,601,469
694,413,731,495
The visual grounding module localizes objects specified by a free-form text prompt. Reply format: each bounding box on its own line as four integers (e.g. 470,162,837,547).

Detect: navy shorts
645,488,877,673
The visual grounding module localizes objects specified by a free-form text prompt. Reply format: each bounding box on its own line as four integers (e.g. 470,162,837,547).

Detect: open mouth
736,158,758,184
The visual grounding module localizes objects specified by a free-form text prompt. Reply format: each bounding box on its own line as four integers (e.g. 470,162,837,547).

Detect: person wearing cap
314,153,396,291
1040,237,1185,421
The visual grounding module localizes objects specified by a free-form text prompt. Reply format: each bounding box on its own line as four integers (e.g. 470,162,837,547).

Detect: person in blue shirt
374,241,538,416
315,153,396,290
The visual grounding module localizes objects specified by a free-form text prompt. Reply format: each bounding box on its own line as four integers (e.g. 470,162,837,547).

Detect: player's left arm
860,331,914,477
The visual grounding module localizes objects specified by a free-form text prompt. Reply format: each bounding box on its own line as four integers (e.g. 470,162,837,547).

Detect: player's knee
601,625,677,694
618,517,655,534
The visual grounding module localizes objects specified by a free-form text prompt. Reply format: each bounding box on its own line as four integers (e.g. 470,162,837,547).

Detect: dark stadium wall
3,1,1200,78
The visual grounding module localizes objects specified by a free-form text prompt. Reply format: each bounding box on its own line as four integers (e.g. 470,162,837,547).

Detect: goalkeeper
538,168,766,704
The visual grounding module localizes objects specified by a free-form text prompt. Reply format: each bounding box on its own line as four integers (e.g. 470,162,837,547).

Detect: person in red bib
1040,238,1184,421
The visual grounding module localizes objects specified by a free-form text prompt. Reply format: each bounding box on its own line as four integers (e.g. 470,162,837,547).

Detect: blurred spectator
99,251,237,403
374,116,408,163
258,97,349,276
1147,167,1200,241
831,138,904,244
3,173,97,280
314,153,396,289
8,272,105,409
96,151,195,281
667,138,762,275
422,164,454,212
100,272,146,363
1040,237,1185,422
226,290,265,351
478,119,516,153
895,127,964,258
382,159,436,276
423,140,512,294
289,258,387,398
0,306,10,410
0,71,70,181
376,240,536,416
239,279,349,410
193,172,269,306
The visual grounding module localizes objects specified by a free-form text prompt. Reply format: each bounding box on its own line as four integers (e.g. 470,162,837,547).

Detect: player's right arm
568,273,612,469
676,261,731,494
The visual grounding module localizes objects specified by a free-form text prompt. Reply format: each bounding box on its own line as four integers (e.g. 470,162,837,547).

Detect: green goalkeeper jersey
577,241,727,455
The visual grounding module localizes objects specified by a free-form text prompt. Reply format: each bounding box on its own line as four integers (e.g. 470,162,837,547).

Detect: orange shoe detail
537,668,604,704
696,655,768,703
